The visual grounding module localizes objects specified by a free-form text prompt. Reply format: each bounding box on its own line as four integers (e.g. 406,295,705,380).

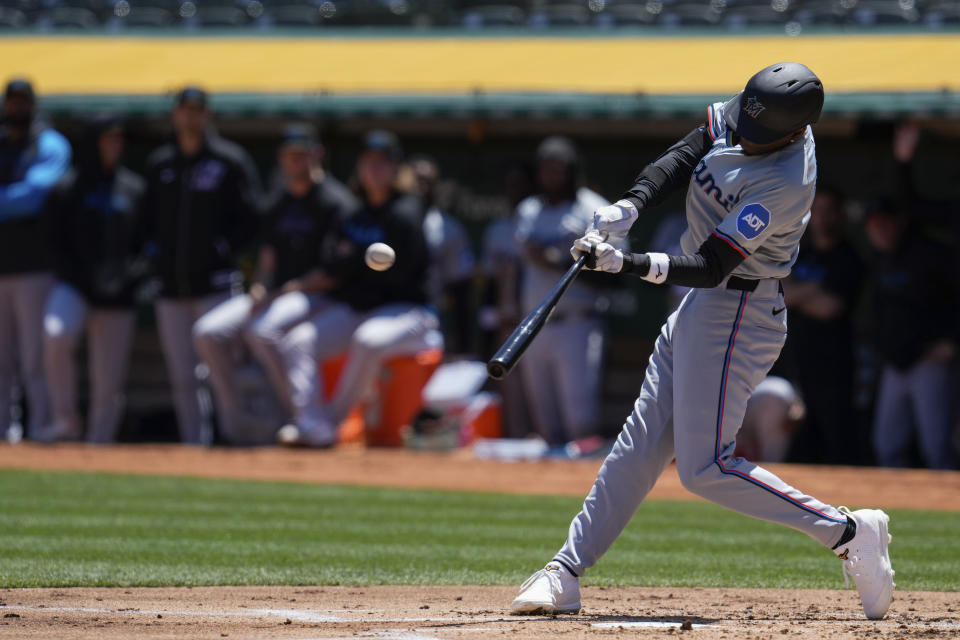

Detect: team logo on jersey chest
744,96,766,119
736,203,771,240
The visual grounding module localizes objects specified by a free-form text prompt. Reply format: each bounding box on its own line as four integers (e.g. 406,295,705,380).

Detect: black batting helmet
723,62,824,145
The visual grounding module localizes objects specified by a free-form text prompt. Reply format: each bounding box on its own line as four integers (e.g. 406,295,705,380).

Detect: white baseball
364,242,396,271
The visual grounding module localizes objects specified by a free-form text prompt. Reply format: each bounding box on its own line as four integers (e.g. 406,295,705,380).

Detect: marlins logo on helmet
744,96,766,118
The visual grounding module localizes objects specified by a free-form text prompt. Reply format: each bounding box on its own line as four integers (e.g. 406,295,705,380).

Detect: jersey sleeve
713,179,812,258
705,101,727,143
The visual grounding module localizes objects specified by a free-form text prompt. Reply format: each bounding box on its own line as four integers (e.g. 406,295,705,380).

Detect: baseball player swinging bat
487,253,588,380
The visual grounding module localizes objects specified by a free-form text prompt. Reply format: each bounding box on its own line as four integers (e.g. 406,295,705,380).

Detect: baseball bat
487,254,588,380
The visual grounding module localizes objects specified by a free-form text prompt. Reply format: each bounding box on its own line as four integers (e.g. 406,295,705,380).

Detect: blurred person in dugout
42,114,146,443
276,130,441,448
481,161,536,437
411,155,475,355
514,136,614,445
735,376,806,463
0,78,71,441
780,187,865,464
864,197,958,469
193,124,357,443
138,87,262,444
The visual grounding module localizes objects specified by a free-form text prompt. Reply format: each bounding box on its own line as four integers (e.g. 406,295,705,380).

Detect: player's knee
43,313,80,347
350,325,390,356
675,460,716,497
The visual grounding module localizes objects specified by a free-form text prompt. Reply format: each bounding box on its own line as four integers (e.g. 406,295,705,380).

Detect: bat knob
487,360,507,380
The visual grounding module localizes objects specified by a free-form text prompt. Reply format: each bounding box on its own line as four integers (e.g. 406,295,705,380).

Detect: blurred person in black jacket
865,199,958,469
0,79,72,440
42,114,146,443
193,124,356,442
276,130,440,448
138,87,262,444
780,187,865,464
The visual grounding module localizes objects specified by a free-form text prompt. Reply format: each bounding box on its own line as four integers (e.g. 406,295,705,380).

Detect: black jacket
48,165,146,307
0,120,72,275
260,175,357,286
139,134,261,298
326,192,429,311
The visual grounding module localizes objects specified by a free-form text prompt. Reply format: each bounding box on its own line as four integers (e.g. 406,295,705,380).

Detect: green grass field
0,469,957,591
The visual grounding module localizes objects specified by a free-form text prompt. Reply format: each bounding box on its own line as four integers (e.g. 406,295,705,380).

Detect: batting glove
586,200,638,243
572,232,624,273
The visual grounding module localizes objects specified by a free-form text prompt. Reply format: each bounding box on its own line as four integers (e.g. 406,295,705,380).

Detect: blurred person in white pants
193,125,357,443
513,137,614,445
277,131,440,448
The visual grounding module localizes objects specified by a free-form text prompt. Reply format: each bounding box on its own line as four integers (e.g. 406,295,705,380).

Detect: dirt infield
2,443,959,510
1,585,958,639
2,444,959,639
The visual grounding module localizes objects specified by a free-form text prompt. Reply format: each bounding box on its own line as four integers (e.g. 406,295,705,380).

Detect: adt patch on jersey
736,203,771,240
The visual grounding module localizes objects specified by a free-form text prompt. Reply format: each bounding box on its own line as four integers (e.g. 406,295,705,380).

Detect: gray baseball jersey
514,187,611,444
515,187,610,317
551,102,849,578
680,101,816,280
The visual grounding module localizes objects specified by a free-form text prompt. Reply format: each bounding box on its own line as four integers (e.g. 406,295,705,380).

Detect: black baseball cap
174,86,208,108
361,129,403,161
279,123,319,152
4,78,35,102
723,62,824,145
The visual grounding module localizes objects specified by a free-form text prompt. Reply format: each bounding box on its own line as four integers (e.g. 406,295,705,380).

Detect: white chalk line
0,604,533,626
592,621,710,629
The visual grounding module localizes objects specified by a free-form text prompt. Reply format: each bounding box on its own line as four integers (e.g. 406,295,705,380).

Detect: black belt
726,276,784,294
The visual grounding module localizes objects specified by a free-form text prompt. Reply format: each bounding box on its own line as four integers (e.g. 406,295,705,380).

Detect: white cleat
510,562,581,615
835,507,896,620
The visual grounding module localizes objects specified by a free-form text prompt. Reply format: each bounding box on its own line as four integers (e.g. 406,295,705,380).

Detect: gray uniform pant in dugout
0,272,54,437
43,282,136,443
555,278,848,576
156,293,231,444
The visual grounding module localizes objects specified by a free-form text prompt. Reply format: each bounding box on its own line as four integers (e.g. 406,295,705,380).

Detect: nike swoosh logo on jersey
772,306,786,316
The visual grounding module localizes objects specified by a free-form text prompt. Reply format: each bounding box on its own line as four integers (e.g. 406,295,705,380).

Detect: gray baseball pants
192,291,325,441
281,301,441,437
520,316,604,444
156,293,230,444
43,282,136,443
873,360,957,470
0,271,53,438
555,279,849,576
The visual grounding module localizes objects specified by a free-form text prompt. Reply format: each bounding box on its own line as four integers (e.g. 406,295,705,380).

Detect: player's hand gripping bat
487,253,589,380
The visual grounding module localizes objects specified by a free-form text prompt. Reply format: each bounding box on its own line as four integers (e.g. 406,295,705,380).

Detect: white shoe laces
519,570,544,592
841,558,855,589
520,565,562,593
